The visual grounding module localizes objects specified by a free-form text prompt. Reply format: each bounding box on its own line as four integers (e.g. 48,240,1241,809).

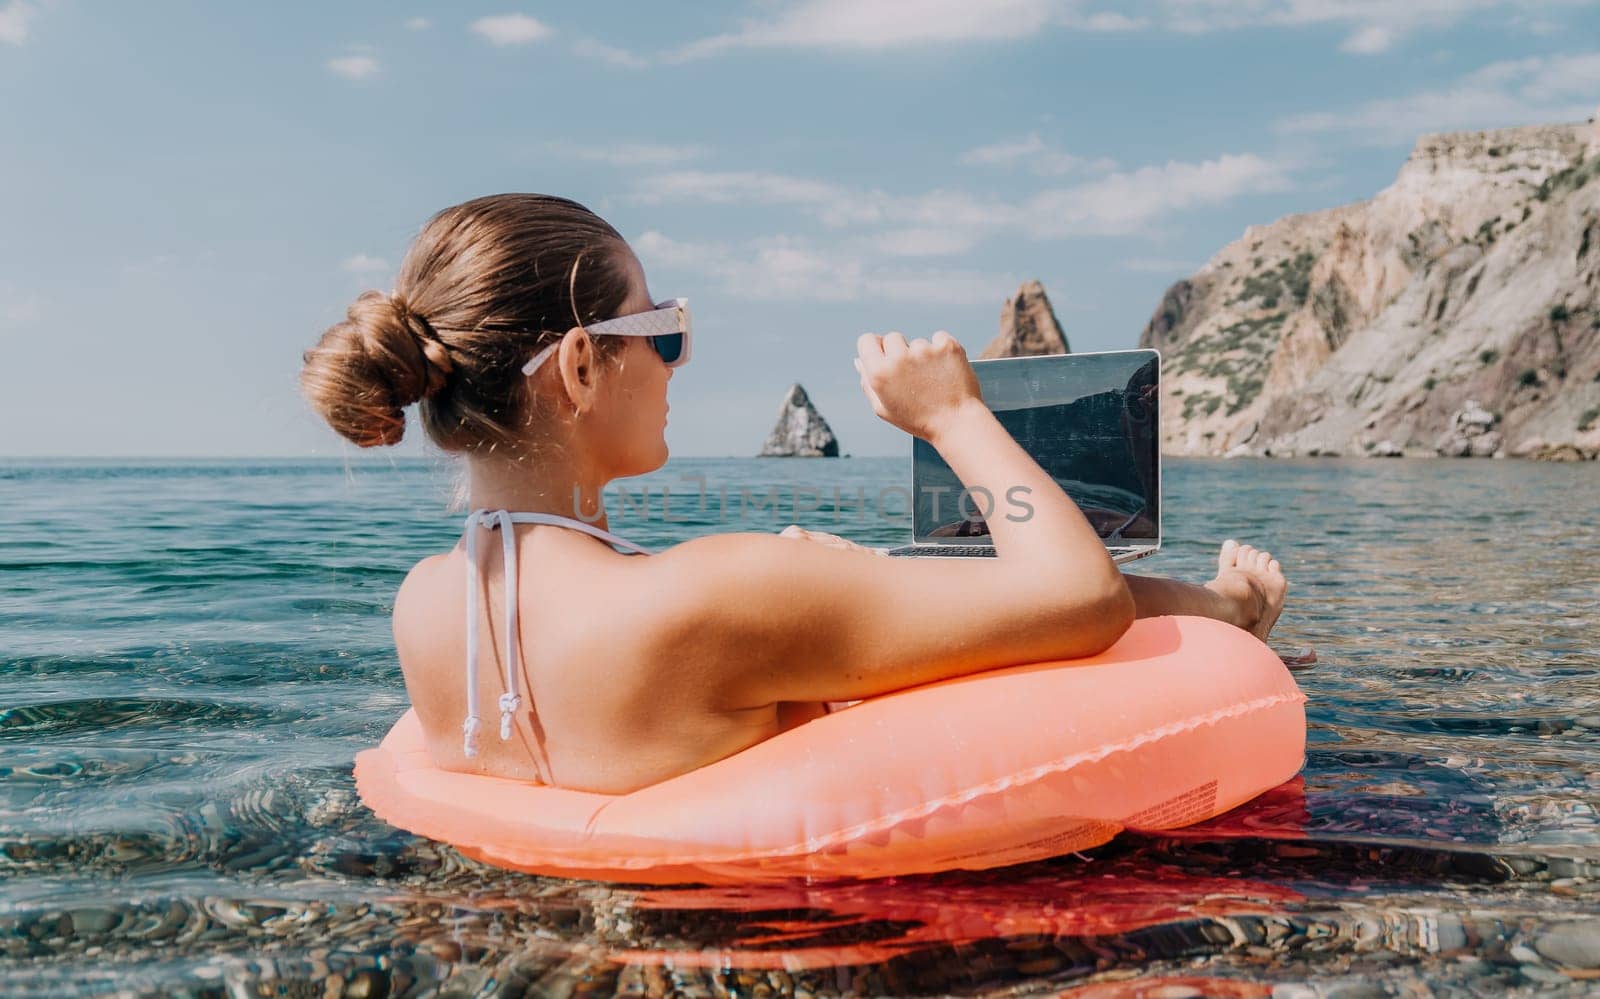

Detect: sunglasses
521,298,692,376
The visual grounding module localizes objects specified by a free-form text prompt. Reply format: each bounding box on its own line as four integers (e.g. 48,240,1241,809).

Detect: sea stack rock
759,383,840,457
979,280,1070,358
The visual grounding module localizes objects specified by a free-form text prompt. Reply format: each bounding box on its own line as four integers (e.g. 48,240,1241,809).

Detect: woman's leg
1124,573,1239,622
1124,540,1287,641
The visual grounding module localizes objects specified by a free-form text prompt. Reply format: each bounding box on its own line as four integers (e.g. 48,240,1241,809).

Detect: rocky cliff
980,280,1070,358
759,383,840,457
1140,112,1600,459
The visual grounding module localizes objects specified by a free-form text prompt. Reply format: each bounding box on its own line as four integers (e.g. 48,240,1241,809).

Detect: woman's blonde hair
300,194,634,451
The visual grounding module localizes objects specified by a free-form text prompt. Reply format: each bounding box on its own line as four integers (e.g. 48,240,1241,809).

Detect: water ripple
2,456,1598,995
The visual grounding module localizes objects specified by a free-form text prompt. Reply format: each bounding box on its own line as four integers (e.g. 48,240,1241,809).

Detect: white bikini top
459,509,653,761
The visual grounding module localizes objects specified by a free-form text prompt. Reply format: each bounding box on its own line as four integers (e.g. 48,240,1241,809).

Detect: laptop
886,349,1161,564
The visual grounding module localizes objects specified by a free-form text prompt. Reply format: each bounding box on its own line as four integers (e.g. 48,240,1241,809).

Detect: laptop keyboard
889,545,1148,560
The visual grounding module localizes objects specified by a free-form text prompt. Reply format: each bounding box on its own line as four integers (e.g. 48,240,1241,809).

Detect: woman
301,194,1287,795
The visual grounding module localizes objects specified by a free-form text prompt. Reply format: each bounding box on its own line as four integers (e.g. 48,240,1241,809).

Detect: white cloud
632,170,890,227
868,227,984,257
1150,0,1581,54
1278,51,1600,142
404,17,431,31
1515,50,1600,101
1021,153,1293,237
572,37,651,69
647,0,1584,62
470,14,553,47
327,54,380,81
1158,0,1487,34
0,1,32,45
631,151,1291,245
624,150,1286,308
541,140,708,167
341,253,390,274
671,0,1064,60
1517,17,1564,36
1074,11,1149,31
964,133,1052,166
634,230,1013,305
1338,23,1393,54
961,132,1117,175
890,187,1014,235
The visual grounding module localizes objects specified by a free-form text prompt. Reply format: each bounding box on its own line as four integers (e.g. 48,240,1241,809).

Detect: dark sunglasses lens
651,333,684,365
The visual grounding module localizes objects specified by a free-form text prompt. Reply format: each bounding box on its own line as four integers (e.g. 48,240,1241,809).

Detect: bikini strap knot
497,691,522,741
463,508,528,754
458,507,650,769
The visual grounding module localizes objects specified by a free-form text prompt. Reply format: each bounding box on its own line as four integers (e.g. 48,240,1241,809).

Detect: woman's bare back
392,522,827,794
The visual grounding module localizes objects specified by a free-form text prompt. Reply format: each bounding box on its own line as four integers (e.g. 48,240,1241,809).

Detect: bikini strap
459,508,652,761
498,511,654,556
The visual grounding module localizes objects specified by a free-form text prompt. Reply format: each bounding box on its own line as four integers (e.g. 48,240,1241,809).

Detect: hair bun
389,293,455,388
299,290,455,448
300,193,633,454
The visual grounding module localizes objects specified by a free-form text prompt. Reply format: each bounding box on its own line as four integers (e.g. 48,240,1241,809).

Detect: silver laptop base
887,545,1157,564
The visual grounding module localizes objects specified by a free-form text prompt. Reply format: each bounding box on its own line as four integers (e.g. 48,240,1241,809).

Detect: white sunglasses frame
520,298,692,376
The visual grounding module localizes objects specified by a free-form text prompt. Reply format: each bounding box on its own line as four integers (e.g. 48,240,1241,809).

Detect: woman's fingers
854,356,887,416
856,333,888,383
780,525,881,555
855,327,981,438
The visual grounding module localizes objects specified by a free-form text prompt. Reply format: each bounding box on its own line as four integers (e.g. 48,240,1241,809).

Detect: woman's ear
555,326,598,414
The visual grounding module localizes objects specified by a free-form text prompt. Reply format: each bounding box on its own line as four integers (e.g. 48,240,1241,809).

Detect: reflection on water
2,457,1598,995
913,353,1160,539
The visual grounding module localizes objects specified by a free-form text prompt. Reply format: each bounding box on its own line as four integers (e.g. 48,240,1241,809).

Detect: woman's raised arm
633,331,1135,708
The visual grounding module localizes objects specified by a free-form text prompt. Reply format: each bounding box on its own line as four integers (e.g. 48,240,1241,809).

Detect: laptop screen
910,350,1160,545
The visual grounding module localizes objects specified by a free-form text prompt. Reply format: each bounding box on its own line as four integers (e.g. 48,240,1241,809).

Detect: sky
2,1,1597,458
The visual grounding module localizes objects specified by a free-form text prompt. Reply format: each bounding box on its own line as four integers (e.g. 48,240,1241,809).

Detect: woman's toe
1218,539,1239,572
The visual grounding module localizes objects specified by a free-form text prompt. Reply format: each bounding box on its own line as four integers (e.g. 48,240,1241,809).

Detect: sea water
2,456,1598,995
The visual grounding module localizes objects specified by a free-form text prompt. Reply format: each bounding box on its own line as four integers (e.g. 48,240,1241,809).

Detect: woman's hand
779,524,888,556
855,331,984,443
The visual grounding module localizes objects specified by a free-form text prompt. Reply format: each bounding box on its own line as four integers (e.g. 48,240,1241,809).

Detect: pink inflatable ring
354,615,1306,884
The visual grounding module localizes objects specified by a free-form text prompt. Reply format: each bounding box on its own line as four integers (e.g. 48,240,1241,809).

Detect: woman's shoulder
626,530,814,602
391,549,460,649
648,528,840,568
395,548,456,605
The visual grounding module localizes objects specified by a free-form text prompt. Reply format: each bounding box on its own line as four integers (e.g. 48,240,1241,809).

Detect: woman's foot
1204,539,1288,642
